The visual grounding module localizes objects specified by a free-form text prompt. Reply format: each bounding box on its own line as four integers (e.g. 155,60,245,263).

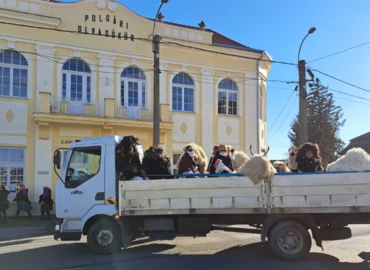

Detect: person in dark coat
0,185,10,224
206,146,219,172
288,142,324,173
142,145,173,180
39,186,54,220
115,136,145,180
176,145,199,178
210,144,234,174
13,184,32,217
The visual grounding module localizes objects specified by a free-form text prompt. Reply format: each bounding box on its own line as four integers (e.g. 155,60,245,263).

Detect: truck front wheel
269,220,312,261
87,218,122,254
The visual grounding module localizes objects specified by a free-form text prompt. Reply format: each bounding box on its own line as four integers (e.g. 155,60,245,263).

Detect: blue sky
65,0,370,159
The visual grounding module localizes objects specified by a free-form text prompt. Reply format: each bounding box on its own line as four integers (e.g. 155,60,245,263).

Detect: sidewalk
0,216,56,241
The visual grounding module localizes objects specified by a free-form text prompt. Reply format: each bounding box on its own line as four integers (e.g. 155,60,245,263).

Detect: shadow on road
0,239,33,248
0,239,368,270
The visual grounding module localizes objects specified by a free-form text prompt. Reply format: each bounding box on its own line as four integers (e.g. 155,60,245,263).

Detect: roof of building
147,19,263,53
339,141,370,155
340,131,370,155
350,131,370,141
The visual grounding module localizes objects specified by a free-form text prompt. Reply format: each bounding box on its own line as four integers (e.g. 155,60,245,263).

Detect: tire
87,218,122,254
269,220,312,261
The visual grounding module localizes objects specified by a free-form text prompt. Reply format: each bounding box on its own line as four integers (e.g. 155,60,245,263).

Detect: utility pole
298,59,308,145
152,0,168,146
297,27,316,146
153,34,161,145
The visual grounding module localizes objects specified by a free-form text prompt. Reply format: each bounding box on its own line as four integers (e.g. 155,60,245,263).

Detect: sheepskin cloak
327,148,370,172
238,156,276,185
233,150,250,171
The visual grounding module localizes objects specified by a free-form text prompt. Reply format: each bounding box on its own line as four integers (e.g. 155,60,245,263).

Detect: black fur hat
297,142,321,159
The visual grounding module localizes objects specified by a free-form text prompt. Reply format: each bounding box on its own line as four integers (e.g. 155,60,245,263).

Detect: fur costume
288,142,323,172
176,143,208,174
273,161,291,173
327,147,370,172
142,145,173,179
233,150,250,171
115,136,145,180
237,146,276,184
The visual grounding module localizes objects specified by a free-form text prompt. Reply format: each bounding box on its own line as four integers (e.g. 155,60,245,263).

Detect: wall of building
0,0,271,207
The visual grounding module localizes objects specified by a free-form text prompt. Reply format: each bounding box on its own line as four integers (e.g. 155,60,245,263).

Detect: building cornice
33,113,173,132
0,8,61,27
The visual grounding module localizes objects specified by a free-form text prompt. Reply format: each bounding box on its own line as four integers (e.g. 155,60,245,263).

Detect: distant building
340,132,370,155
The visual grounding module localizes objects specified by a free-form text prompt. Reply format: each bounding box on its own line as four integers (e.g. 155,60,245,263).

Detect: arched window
172,73,194,112
62,58,91,103
120,66,146,108
0,50,28,98
218,79,238,115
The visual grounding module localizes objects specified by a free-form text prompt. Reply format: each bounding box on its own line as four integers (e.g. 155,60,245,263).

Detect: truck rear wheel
87,218,122,254
269,220,311,261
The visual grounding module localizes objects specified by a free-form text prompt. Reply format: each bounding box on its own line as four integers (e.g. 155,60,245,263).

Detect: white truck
53,135,370,261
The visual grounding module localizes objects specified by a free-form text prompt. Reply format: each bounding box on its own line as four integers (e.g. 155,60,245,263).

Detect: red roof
148,19,262,52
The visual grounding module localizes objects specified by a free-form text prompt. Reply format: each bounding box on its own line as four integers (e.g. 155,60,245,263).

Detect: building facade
0,0,272,203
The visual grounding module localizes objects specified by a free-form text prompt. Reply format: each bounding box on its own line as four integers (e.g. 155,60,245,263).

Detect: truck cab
53,136,121,243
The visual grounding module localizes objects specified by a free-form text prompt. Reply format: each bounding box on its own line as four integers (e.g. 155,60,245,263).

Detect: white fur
327,148,370,172
238,155,276,185
273,161,291,173
233,150,250,171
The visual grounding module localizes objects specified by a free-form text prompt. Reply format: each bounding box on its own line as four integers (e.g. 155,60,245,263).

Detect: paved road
1,225,370,270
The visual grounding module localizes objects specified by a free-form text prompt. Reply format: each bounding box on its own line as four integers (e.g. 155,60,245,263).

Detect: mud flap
116,218,133,249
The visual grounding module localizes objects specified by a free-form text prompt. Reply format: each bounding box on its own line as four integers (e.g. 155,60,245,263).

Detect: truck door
57,144,105,219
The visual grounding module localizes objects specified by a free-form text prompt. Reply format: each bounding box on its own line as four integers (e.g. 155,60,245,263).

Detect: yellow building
0,0,272,205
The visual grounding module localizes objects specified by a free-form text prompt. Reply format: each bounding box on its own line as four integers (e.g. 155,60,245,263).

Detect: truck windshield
65,146,101,184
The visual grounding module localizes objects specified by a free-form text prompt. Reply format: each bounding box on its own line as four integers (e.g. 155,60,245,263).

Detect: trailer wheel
269,220,311,261
87,218,122,254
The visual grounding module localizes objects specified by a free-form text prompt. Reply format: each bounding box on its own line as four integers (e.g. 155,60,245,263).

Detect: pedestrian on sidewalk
13,184,32,218
0,185,10,224
38,186,53,220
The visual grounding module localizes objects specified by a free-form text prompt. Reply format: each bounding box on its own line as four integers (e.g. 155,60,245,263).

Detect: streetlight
152,0,169,146
298,27,316,62
297,27,316,146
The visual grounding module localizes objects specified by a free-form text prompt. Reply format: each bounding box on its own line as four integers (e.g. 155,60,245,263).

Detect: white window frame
0,148,26,196
0,50,28,99
172,73,195,113
62,70,91,104
120,78,146,108
217,79,239,116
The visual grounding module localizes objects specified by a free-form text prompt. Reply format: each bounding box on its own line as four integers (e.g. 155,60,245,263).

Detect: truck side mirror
54,150,61,169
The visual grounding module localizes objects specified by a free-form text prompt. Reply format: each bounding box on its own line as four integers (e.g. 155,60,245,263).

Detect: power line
309,67,370,94
161,40,298,67
9,48,370,104
268,97,298,140
308,41,370,63
328,88,370,102
1,49,299,87
0,21,299,68
330,95,370,106
268,90,295,131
